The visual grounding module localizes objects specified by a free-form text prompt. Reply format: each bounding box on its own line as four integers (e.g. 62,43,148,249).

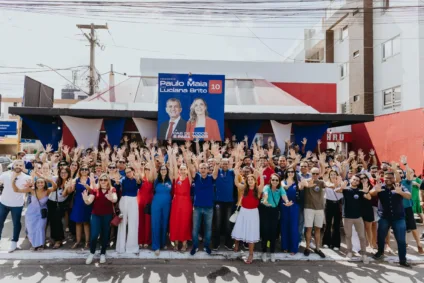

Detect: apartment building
285,0,424,173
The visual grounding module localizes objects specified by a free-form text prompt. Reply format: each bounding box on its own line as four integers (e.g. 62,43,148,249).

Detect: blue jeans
192,207,213,248
90,214,113,255
0,202,23,242
378,218,407,262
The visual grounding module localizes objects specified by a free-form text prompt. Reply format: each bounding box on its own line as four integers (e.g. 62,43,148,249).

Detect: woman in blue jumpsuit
151,165,173,256
280,168,301,254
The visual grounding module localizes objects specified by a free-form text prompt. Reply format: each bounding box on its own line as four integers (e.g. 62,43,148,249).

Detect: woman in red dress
137,151,156,248
169,147,193,252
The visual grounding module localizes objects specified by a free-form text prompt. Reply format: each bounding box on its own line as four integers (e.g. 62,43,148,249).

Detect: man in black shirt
274,155,287,178
337,175,371,263
370,171,411,268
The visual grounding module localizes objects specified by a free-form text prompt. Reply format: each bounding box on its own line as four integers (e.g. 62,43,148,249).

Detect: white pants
116,196,139,253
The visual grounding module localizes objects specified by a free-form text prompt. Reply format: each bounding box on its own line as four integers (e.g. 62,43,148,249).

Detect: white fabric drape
270,121,292,153
61,116,103,148
132,118,157,139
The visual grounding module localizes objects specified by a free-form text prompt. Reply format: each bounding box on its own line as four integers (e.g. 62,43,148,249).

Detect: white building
286,0,424,117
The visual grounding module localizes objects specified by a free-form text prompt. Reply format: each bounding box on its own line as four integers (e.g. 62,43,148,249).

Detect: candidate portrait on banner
158,98,187,140
157,73,225,141
185,98,220,141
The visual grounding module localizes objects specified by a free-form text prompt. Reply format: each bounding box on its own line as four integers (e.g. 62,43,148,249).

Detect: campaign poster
157,73,225,141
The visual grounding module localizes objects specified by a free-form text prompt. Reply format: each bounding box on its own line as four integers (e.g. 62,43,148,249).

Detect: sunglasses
125,171,132,174
312,173,319,175
80,168,89,172
99,179,108,182
118,161,126,163
326,167,331,169
287,171,295,173
300,166,307,168
271,179,279,182
108,166,116,169
360,177,367,180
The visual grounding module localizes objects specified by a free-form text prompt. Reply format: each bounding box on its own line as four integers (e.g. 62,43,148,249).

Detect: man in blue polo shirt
212,158,236,251
370,171,411,268
191,161,219,255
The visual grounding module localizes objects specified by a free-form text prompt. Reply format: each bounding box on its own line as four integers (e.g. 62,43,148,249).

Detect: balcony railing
341,101,352,114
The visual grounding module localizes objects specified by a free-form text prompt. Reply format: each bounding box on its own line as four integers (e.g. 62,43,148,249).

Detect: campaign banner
157,73,225,141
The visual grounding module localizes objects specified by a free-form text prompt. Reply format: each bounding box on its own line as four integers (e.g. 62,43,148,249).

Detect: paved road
0,259,423,283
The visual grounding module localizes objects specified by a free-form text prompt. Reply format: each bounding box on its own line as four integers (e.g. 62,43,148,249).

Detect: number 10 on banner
209,80,223,94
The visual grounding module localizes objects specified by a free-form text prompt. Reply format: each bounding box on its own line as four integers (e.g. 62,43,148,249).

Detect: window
340,25,348,41
383,86,401,109
353,95,360,102
340,63,348,79
353,50,360,58
383,36,400,60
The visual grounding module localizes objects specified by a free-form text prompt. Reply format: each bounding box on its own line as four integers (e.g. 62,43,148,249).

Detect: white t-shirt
0,171,32,207
48,176,68,202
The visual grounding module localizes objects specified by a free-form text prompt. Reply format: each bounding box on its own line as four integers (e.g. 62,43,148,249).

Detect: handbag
144,203,151,215
34,189,47,219
229,197,242,223
110,203,122,227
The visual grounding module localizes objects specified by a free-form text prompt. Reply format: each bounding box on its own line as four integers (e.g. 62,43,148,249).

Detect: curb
0,250,423,263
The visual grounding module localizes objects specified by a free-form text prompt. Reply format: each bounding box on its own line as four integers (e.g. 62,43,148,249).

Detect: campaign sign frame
157,73,225,141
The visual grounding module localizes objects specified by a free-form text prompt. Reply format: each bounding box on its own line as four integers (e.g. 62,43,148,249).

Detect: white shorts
304,209,325,228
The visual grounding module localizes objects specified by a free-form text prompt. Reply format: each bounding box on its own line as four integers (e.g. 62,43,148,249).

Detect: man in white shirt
158,98,187,140
0,160,32,252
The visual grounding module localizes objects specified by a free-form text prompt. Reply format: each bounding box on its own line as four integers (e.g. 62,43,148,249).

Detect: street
0,259,423,283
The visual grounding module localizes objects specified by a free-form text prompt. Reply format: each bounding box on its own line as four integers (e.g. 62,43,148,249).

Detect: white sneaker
333,247,339,251
270,253,276,263
86,253,94,265
100,254,106,264
346,252,352,259
362,255,369,264
8,241,17,253
323,245,329,248
154,250,160,256
261,253,268,262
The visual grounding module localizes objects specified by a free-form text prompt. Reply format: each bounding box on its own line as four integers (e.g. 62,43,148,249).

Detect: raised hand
349,151,356,159
319,152,326,163
123,135,129,143
369,149,375,156
152,137,157,145
105,189,114,201
185,140,192,149
301,137,307,145
45,144,53,153
130,142,138,149
400,155,407,165
202,142,210,152
362,183,370,193
317,139,322,145
306,151,312,159
394,183,403,194
232,135,237,142
104,135,108,142
62,145,70,155
374,180,383,193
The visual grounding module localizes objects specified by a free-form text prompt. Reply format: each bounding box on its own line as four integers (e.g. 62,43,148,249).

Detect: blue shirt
215,169,235,202
401,180,413,208
120,177,140,197
377,185,408,220
193,173,215,208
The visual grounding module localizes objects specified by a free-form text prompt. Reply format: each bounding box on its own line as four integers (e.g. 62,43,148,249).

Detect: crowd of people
0,136,422,267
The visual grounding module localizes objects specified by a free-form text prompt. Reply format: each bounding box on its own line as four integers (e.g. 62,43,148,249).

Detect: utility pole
76,23,108,95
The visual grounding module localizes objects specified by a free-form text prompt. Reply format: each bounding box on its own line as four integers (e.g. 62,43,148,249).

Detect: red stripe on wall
272,82,337,113
352,108,424,175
